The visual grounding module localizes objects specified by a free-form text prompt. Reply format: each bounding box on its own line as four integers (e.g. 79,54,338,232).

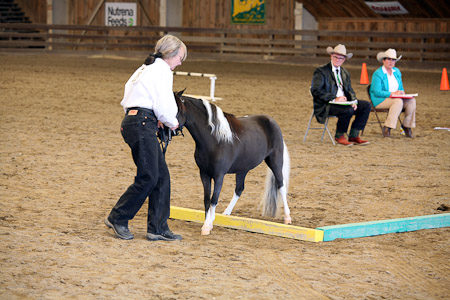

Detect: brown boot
382,126,391,137
335,136,353,146
348,136,370,145
403,127,413,138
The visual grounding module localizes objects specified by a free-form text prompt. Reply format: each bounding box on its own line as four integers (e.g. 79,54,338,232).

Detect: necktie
335,69,343,89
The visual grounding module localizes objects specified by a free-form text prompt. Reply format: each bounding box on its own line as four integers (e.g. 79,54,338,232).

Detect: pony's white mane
202,99,234,143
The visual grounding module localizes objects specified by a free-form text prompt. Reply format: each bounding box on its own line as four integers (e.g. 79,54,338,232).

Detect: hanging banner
105,2,137,26
231,0,266,24
365,1,409,15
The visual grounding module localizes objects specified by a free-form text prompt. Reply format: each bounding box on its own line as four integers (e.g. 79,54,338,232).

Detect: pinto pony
174,92,291,235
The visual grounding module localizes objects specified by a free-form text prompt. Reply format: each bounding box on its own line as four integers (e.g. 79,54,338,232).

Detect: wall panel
66,0,160,26
8,1,450,62
15,0,46,23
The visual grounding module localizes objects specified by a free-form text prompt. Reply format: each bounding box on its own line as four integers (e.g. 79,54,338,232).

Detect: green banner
231,0,266,24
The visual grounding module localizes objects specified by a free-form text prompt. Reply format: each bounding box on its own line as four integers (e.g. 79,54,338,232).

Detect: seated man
311,44,371,146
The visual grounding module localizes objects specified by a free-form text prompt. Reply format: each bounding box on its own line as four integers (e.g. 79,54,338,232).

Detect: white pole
159,0,166,26
294,2,302,49
173,72,221,101
209,76,217,101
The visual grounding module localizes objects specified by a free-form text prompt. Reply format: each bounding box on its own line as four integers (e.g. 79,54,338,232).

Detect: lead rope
158,126,184,156
158,126,172,156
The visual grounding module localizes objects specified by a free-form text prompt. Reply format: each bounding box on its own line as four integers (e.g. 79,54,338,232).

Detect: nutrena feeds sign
105,3,137,26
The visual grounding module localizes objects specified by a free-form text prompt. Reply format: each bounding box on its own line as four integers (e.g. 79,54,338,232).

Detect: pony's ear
176,88,187,97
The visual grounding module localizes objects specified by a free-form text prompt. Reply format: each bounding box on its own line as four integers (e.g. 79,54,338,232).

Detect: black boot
104,218,134,240
382,126,391,137
147,230,182,241
403,127,413,138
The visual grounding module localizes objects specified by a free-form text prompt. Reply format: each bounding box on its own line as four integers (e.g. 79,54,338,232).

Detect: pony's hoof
201,225,212,235
201,228,211,235
284,216,292,225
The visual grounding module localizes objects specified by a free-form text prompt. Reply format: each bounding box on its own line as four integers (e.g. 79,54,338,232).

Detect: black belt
126,107,155,116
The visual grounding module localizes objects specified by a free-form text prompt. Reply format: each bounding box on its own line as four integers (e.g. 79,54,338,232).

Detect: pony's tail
261,141,290,218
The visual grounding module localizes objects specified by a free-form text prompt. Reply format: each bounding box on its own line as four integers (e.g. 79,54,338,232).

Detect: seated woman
369,49,416,138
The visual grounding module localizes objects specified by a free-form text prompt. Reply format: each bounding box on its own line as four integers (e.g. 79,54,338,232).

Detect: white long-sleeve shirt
120,58,179,128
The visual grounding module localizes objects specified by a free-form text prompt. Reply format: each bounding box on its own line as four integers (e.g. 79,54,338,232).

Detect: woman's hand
391,90,405,96
158,120,178,131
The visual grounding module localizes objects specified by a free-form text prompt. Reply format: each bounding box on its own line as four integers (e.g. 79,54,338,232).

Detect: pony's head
174,90,187,128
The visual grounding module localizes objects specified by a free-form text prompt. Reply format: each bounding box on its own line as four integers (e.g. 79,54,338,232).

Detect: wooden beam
317,213,450,241
136,0,153,26
170,206,324,242
86,0,105,26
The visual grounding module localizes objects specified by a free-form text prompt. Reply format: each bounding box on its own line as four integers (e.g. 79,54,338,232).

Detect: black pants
108,108,171,235
328,100,371,134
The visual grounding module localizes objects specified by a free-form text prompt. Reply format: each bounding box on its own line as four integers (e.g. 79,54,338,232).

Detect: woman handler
105,35,186,241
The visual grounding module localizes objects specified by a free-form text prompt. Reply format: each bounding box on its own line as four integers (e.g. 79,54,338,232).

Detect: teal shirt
369,67,404,107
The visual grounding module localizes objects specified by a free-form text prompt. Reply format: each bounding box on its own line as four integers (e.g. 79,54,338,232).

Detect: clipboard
390,93,418,99
329,99,358,105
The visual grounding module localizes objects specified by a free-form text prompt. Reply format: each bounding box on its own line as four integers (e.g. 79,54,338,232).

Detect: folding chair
303,87,337,145
303,110,337,145
366,84,404,137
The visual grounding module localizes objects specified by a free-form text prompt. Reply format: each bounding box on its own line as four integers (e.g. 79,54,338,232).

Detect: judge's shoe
335,136,353,146
104,218,134,240
348,136,370,145
147,230,182,241
382,126,391,137
403,127,414,138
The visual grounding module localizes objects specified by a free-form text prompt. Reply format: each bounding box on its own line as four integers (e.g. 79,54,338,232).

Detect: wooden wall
182,0,294,30
319,18,450,46
12,0,449,36
9,0,449,59
66,0,160,26
66,0,294,30
15,0,46,24
14,0,294,29
299,0,450,18
319,18,450,33
2,23,448,69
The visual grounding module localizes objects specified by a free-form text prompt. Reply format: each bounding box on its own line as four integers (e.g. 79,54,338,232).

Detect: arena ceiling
297,0,450,18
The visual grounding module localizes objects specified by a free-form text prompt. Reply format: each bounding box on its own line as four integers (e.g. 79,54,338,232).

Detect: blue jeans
108,108,171,234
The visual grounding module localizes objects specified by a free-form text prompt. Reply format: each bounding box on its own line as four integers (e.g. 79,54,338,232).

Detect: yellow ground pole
170,206,324,242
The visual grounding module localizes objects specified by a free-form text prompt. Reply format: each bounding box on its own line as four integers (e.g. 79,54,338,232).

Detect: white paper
391,93,418,98
329,100,358,105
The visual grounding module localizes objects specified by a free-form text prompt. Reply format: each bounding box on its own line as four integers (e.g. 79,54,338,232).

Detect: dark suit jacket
311,62,357,124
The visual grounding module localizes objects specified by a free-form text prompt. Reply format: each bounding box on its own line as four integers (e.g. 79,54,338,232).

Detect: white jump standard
173,71,222,101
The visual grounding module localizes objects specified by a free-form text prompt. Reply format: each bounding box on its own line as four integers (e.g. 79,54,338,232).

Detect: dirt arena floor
1,53,449,299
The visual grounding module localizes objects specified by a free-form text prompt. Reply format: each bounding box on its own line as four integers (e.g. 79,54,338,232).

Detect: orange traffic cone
440,68,449,91
360,63,369,84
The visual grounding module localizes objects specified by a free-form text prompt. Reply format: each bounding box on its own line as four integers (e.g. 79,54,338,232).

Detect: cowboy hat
377,48,402,63
326,44,353,59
